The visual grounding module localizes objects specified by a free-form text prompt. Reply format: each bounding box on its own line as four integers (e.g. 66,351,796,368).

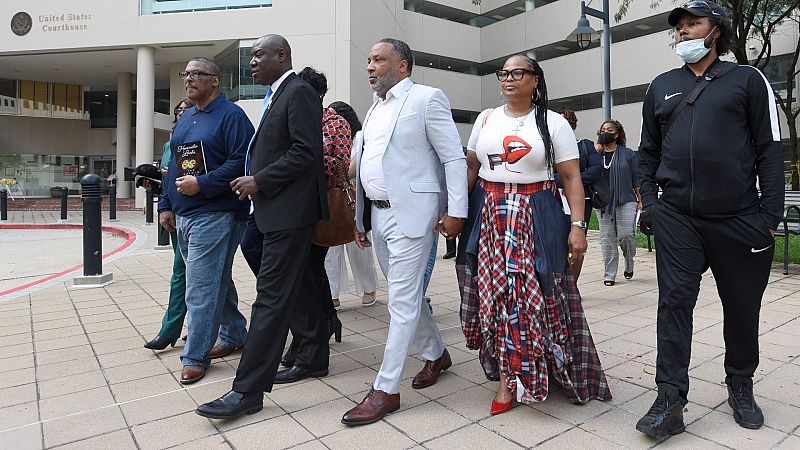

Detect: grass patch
587,210,800,264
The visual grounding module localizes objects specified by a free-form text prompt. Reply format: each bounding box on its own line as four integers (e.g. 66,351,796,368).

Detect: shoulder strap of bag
482,108,495,126
662,62,738,136
579,140,590,172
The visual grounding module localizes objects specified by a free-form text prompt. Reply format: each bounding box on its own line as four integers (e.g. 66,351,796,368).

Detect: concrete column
169,61,187,111
135,45,155,208
116,72,133,198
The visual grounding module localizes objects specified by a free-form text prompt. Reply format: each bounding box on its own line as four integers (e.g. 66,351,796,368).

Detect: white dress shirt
360,77,413,201
267,69,294,104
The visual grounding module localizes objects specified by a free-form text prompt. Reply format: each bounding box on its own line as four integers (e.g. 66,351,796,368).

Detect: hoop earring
531,89,540,103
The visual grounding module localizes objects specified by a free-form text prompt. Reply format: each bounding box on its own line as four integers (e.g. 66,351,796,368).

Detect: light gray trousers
598,201,638,282
371,205,446,394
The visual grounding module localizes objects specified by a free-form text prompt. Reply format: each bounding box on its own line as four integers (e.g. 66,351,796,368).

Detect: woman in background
323,101,379,309
595,119,641,286
144,98,195,350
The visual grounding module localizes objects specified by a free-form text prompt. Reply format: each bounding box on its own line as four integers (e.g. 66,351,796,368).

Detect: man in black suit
196,34,328,420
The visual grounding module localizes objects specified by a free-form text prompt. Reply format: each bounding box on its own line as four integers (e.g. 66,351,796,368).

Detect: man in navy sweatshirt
158,57,254,385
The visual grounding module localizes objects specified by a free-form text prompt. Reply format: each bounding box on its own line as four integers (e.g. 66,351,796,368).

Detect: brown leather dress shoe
180,365,206,385
208,344,242,359
341,388,400,426
412,349,452,389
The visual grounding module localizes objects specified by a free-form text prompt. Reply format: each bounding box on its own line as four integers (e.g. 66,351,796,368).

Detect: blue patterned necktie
245,86,273,176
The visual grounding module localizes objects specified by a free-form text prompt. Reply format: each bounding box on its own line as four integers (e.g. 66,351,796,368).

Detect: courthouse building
0,0,797,201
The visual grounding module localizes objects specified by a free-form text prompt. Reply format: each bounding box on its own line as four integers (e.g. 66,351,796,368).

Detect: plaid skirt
463,180,612,404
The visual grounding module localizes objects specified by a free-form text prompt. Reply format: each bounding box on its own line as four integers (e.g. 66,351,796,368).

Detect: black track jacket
638,58,784,229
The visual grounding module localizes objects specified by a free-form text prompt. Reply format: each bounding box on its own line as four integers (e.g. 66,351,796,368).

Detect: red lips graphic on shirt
487,135,532,170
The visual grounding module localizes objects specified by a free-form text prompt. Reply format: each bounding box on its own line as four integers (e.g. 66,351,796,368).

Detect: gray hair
188,57,221,76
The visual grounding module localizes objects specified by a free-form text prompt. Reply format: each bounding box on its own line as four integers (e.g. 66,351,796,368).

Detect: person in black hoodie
635,1,784,439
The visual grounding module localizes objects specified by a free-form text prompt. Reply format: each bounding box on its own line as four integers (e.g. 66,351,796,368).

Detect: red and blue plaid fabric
469,180,611,404
457,263,481,350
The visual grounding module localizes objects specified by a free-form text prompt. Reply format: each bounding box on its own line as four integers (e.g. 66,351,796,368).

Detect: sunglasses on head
681,1,723,15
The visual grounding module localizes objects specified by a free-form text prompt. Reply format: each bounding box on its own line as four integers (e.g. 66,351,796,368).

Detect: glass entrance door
91,157,115,194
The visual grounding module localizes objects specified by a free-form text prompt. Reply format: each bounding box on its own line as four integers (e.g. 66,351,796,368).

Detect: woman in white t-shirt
459,54,611,415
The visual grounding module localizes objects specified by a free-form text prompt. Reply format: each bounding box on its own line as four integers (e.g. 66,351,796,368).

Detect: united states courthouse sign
38,13,94,33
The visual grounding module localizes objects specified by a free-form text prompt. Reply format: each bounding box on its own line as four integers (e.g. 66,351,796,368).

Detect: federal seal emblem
11,12,32,36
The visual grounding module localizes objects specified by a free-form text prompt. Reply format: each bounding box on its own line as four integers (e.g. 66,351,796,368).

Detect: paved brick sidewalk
0,211,798,449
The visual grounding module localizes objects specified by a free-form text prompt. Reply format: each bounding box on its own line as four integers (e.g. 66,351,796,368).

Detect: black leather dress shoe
273,365,329,384
280,346,298,368
196,391,263,420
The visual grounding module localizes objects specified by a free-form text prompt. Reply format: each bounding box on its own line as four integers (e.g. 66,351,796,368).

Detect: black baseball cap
668,1,727,26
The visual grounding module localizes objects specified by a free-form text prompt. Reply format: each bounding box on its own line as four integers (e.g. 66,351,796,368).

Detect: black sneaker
726,375,763,429
636,384,686,439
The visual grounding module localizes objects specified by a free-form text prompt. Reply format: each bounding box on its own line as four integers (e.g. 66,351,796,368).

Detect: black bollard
109,181,117,221
0,189,7,221
60,186,68,220
80,174,103,276
145,185,154,224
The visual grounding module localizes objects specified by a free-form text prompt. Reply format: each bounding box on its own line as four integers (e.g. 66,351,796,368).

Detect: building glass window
85,91,117,128
13,80,86,119
219,42,268,101
67,85,83,116
409,13,670,76
0,153,92,197
0,79,17,115
19,81,48,117
759,53,797,102
404,0,549,28
141,0,272,15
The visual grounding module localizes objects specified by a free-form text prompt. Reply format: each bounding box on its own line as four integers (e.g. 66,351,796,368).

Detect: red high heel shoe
490,398,513,415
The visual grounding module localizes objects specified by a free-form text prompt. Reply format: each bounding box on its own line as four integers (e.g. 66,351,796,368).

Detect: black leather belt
372,199,391,209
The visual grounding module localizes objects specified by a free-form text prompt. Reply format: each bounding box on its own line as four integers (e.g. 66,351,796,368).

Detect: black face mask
598,132,616,145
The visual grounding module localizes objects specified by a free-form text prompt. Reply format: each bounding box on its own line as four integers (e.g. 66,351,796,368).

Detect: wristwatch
571,221,588,229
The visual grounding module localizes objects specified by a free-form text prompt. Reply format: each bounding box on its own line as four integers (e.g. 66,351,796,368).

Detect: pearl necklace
602,150,615,169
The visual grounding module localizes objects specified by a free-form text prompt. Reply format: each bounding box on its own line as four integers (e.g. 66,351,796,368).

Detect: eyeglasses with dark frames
495,68,537,82
178,71,216,80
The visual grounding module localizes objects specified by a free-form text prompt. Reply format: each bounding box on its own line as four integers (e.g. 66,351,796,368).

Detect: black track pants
651,203,774,400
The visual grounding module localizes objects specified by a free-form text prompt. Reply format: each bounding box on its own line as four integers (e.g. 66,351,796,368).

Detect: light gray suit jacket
354,79,468,239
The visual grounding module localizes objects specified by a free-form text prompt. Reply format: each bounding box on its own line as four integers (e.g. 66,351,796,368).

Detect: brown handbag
312,159,356,247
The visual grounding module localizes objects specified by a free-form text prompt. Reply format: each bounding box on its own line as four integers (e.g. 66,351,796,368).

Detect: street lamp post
567,0,612,121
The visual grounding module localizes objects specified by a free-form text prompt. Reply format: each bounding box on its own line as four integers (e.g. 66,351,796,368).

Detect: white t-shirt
468,107,578,184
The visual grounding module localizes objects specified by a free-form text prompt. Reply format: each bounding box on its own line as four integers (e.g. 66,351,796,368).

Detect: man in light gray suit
341,38,468,426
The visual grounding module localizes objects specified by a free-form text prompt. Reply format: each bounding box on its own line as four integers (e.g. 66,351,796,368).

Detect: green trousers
157,231,187,339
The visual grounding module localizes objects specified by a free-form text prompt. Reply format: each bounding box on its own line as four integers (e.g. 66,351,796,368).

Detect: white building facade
0,0,797,199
